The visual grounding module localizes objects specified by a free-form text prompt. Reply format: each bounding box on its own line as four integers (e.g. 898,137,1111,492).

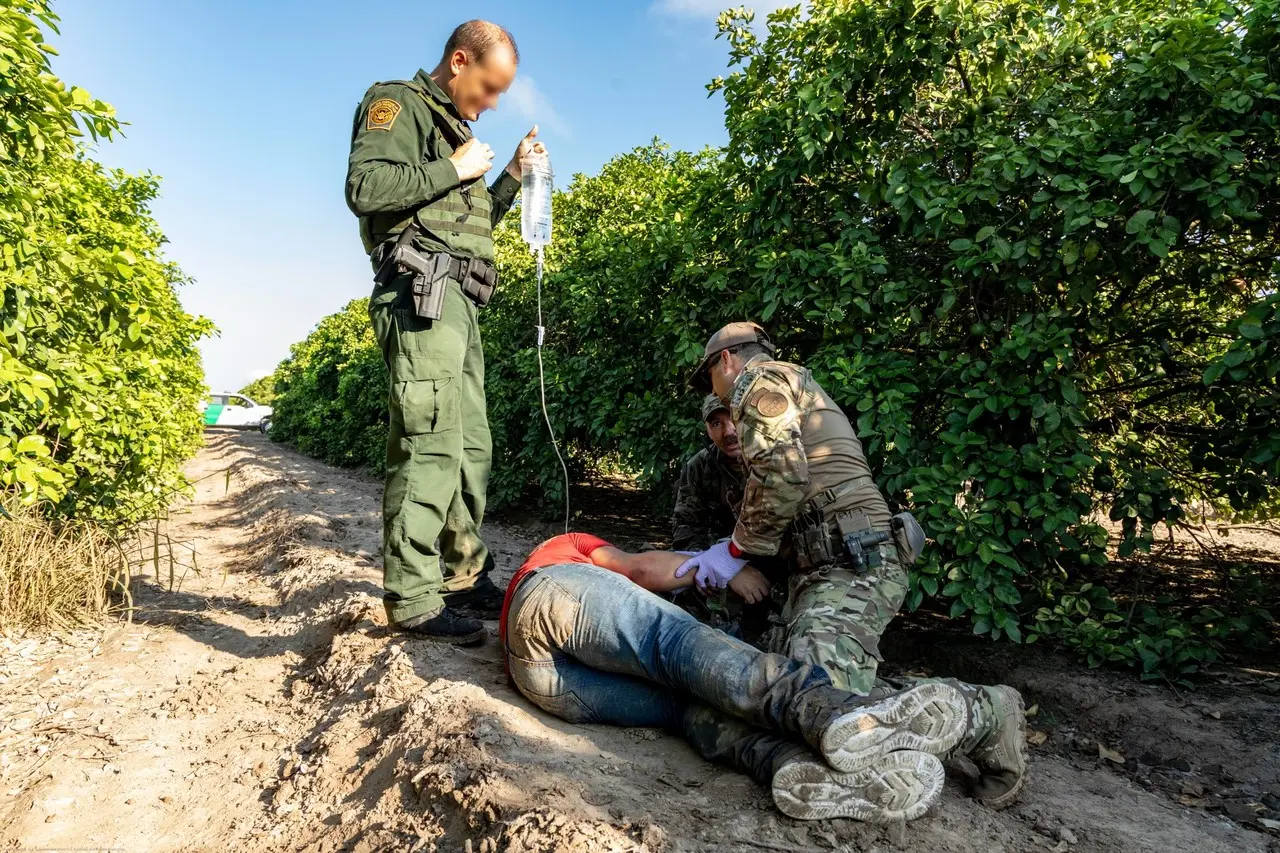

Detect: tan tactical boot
820,682,968,772
959,684,1028,809
772,750,945,823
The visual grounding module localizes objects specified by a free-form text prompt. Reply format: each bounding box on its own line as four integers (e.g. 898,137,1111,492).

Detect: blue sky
48,0,790,393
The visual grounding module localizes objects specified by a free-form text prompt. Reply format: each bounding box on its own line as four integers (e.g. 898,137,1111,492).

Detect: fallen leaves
1097,743,1125,764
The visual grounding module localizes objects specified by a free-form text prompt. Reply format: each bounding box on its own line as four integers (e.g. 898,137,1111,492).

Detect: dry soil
2,431,1277,853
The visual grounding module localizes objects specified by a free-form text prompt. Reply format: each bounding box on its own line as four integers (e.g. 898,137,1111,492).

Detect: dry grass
0,495,132,633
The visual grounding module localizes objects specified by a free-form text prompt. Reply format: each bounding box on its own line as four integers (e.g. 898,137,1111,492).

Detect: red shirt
499,533,613,653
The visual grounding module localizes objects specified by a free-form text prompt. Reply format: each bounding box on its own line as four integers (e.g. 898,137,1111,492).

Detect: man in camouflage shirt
679,322,1029,811
671,394,745,551
669,394,779,643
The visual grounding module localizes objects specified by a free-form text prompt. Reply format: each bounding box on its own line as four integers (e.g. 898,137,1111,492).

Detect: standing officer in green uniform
680,322,1029,810
345,20,546,644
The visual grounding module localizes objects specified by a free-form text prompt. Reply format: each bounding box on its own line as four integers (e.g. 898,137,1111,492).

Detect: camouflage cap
689,322,776,392
701,393,728,421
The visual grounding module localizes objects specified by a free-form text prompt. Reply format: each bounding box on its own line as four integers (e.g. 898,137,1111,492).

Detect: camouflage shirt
671,445,745,552
729,354,891,556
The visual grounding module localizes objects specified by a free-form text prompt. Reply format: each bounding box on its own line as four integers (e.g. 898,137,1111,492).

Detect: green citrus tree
693,0,1277,674
1,0,212,523
269,299,387,470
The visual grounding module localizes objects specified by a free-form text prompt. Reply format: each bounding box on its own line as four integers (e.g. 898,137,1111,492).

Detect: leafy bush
1034,572,1274,684
269,0,1277,678
269,299,387,471
684,0,1278,676
238,375,277,405
1,0,212,524
482,145,720,509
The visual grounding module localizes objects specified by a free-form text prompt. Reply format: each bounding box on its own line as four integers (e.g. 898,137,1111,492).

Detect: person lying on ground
499,533,1029,823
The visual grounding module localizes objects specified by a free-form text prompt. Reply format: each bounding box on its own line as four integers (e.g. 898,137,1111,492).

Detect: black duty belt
372,242,497,307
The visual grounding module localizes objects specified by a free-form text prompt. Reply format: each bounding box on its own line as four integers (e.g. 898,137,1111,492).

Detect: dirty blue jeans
505,563,849,784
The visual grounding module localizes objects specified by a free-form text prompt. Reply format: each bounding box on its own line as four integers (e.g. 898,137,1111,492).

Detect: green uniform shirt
345,69,521,260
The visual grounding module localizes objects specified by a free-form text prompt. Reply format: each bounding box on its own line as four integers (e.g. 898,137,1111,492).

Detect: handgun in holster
373,230,448,322
837,512,924,573
836,513,892,574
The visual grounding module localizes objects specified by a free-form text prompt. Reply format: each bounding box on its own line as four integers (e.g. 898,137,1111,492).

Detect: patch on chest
365,98,402,132
752,390,790,418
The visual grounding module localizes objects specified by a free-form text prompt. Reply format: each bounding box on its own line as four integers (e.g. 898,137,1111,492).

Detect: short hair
729,342,770,361
443,20,519,64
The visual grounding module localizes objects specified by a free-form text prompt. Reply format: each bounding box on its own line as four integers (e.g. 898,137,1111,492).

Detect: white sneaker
821,682,967,772
772,751,945,823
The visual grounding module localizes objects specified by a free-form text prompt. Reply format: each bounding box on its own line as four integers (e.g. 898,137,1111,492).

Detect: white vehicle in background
199,393,273,434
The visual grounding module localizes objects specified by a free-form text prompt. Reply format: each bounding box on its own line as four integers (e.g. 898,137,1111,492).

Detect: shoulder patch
365,98,402,132
754,390,790,418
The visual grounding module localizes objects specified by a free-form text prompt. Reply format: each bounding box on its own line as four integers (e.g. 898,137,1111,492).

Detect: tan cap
700,393,728,421
689,321,775,392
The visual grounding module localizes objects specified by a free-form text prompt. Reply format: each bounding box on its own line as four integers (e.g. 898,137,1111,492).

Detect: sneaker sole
821,682,967,772
772,751,945,823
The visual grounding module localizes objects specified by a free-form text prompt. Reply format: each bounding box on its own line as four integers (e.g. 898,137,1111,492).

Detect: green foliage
238,374,277,405
483,144,721,509
690,0,1278,669
1,0,212,523
267,0,1277,677
1032,572,1273,684
269,299,387,470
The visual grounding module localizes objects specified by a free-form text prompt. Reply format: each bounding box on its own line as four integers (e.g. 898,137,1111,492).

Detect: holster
791,507,889,574
373,232,500,319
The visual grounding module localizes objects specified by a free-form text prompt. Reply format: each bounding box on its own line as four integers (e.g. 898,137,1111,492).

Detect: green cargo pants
773,542,909,695
369,272,492,625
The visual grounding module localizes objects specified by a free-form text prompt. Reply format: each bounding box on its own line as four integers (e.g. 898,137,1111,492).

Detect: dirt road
2,432,1276,852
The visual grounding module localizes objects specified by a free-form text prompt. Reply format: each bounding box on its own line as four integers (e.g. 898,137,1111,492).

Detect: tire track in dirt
1,431,1272,852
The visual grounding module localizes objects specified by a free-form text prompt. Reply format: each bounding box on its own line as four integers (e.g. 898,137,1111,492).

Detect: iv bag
521,154,553,248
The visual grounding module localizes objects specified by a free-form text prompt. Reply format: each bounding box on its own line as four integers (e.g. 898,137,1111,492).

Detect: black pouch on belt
459,257,498,306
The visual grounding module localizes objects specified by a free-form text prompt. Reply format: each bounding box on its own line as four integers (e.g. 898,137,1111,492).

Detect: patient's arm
587,547,695,592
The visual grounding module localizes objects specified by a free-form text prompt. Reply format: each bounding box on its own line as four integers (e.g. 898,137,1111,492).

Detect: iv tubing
534,246,570,534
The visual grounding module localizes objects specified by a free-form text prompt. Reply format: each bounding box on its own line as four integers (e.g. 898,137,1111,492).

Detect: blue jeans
505,563,848,784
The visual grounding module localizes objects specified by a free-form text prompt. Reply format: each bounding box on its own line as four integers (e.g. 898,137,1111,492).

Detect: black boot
395,607,486,646
442,575,505,619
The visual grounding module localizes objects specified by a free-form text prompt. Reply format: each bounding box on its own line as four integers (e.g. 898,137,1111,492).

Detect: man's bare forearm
590,547,693,592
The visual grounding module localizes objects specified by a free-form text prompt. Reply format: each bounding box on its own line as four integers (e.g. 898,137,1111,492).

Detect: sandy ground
1,431,1276,853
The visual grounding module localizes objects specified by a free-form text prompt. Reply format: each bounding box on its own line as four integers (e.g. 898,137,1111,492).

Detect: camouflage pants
773,545,1003,748
774,542,908,695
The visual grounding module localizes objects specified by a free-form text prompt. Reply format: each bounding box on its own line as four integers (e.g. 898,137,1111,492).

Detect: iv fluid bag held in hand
521,154,553,248
523,149,568,531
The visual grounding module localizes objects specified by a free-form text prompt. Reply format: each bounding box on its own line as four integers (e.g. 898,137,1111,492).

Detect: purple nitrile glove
674,541,747,590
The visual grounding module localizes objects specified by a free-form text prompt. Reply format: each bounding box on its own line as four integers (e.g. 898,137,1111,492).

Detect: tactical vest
355,79,496,262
